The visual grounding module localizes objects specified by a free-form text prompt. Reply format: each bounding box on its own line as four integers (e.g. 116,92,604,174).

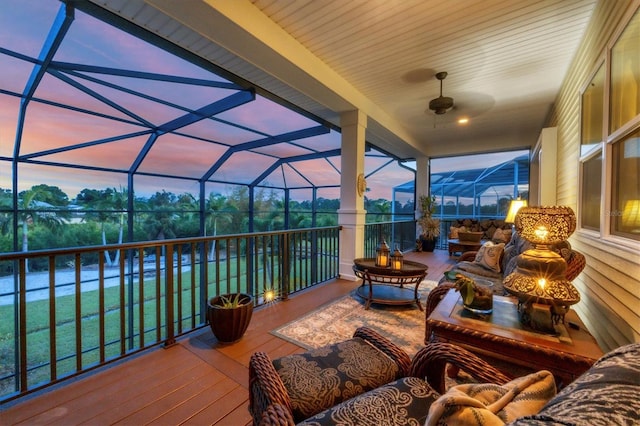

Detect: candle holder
375,238,390,267
391,246,404,270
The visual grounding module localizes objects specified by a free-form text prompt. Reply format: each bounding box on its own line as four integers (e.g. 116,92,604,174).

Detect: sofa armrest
409,342,513,394
565,250,586,281
249,352,293,425
458,251,478,262
354,326,412,376
259,404,295,426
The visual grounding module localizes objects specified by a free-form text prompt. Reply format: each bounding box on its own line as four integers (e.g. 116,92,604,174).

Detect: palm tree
144,190,178,241
18,186,68,272
76,186,128,266
204,193,233,260
0,189,11,237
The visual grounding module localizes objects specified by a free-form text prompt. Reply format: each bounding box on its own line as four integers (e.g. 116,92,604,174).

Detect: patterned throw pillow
492,228,512,243
425,370,556,426
474,242,505,273
450,226,466,239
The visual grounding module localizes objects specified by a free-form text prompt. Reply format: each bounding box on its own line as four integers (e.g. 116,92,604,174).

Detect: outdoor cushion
449,226,466,239
297,376,439,426
492,228,512,243
474,242,506,273
510,343,640,425
272,337,403,421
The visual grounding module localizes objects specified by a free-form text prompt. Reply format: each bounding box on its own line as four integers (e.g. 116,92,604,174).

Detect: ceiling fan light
428,71,454,115
428,96,454,114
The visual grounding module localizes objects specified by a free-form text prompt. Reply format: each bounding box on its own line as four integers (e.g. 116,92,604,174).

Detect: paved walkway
0,260,189,306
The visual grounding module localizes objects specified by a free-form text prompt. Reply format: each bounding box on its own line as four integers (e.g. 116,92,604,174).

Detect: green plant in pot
417,194,440,252
445,271,493,314
207,293,254,343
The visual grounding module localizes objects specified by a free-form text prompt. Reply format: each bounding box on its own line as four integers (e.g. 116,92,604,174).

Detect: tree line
0,184,416,266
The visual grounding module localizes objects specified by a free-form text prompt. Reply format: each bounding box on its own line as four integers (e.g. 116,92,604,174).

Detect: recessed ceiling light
458,117,469,125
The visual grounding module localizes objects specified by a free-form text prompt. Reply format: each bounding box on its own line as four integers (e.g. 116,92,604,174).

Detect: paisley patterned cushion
474,242,505,273
272,337,403,421
510,343,640,425
298,377,439,426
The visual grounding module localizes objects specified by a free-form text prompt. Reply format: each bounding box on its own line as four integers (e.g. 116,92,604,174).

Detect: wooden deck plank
145,378,240,425
220,401,253,426
44,347,208,425
112,369,227,425
87,365,225,425
185,386,250,425
0,251,454,426
5,346,193,425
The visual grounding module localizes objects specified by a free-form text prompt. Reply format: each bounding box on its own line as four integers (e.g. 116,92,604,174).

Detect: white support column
338,110,367,280
415,156,430,238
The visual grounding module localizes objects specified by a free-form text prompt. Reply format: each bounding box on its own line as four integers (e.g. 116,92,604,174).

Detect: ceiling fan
428,71,454,115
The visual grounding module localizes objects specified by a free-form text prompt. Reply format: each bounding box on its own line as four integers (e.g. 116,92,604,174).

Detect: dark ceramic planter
421,238,437,252
207,293,254,343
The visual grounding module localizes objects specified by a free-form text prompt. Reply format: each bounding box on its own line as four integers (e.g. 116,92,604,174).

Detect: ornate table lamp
375,238,390,267
503,206,580,333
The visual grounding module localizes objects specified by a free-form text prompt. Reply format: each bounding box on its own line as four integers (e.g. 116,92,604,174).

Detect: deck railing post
281,232,290,300
164,244,176,347
18,259,27,393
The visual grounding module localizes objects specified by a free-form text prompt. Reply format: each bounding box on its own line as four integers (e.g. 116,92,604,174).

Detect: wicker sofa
449,218,513,241
250,328,640,425
441,231,586,295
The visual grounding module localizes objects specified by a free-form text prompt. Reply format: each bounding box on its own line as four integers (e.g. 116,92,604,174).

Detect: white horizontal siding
550,0,640,353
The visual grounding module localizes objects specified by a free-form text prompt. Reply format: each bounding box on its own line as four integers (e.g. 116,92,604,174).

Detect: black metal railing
0,226,340,403
364,220,416,256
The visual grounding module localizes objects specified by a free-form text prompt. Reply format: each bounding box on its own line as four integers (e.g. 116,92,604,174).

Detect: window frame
578,5,640,249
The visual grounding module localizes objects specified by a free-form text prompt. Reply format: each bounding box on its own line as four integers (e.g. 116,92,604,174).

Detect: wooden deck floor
1,250,455,425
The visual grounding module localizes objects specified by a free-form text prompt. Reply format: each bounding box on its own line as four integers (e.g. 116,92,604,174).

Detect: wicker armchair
424,282,455,344
250,328,511,426
249,327,411,425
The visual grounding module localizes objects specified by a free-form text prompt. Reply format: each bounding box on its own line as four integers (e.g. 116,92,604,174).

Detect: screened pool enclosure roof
0,1,411,200
394,154,530,200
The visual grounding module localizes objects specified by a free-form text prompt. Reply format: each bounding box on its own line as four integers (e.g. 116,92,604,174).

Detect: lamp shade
622,199,640,229
505,198,527,223
515,206,576,245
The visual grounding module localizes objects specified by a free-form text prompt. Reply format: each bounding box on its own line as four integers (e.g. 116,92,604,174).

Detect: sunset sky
1,0,524,204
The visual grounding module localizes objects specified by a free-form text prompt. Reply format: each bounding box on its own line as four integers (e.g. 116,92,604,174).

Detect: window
612,129,640,239
581,64,605,156
581,150,602,231
610,11,640,133
580,8,640,242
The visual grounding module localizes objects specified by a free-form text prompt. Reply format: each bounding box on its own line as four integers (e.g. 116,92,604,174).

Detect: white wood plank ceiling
90,0,599,159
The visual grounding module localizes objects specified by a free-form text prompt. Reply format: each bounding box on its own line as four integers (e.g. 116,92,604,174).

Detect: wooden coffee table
426,289,603,387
